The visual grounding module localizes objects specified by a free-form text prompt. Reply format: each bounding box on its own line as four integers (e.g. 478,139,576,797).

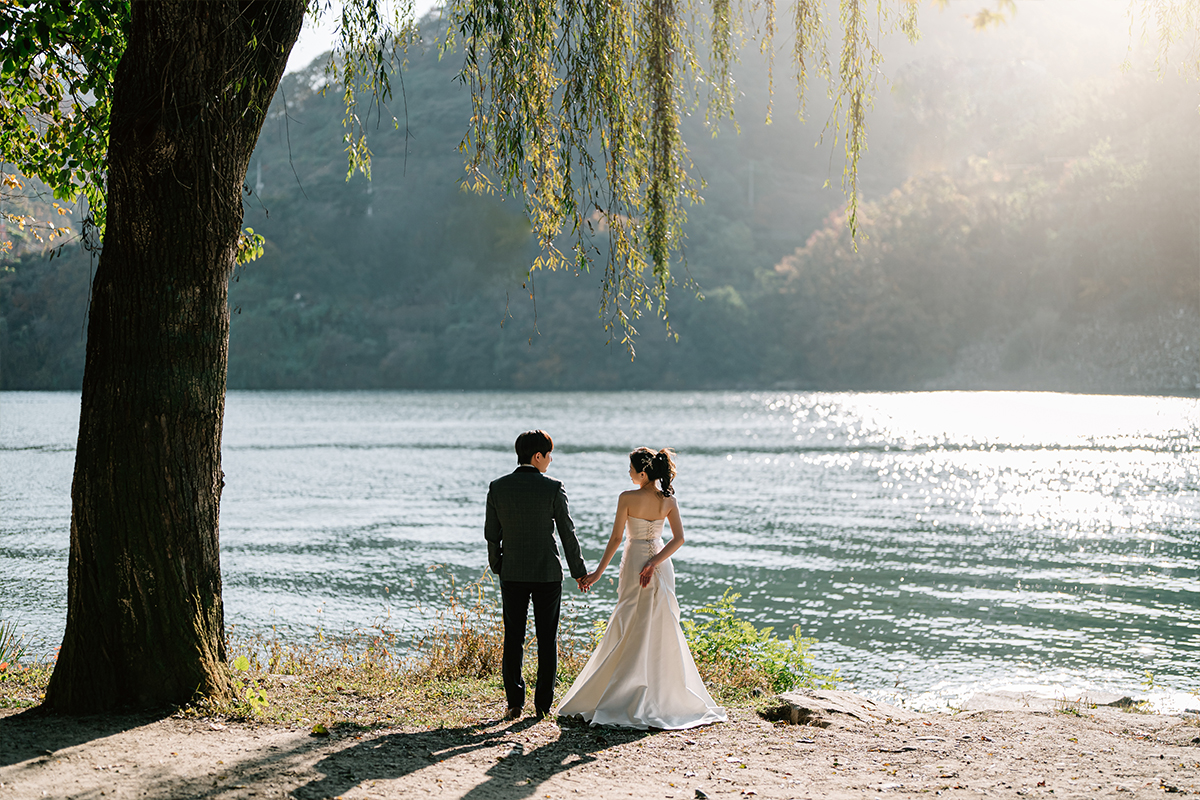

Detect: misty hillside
2,5,1196,392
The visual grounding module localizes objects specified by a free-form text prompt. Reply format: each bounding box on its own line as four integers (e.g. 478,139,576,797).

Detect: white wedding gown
556,517,726,729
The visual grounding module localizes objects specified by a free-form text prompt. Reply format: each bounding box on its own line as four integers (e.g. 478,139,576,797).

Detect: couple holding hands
484,429,726,730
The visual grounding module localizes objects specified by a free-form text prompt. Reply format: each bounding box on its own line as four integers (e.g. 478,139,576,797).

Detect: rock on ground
760,690,924,728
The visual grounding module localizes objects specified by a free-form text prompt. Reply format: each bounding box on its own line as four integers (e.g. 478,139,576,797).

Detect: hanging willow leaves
447,0,929,350
1125,0,1200,78
307,0,421,181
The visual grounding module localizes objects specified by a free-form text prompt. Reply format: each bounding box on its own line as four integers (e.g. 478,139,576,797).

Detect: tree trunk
44,0,304,712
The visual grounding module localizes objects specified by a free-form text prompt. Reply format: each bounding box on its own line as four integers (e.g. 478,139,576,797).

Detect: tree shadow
293,715,649,800
0,706,170,768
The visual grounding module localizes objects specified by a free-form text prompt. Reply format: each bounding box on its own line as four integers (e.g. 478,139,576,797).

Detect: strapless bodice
626,517,665,541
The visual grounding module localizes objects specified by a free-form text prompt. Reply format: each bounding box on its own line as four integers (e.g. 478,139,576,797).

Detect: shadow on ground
0,706,169,768
293,715,648,800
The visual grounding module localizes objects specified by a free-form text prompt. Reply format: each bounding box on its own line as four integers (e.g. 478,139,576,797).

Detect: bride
556,447,726,729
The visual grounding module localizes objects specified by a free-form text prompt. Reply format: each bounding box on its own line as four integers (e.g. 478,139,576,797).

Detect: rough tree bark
43,0,305,712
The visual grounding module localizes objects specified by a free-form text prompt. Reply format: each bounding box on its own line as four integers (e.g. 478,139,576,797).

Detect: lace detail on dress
626,517,665,541
619,517,664,572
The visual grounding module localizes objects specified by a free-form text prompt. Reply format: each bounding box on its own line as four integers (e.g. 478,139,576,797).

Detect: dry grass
693,657,775,704
0,580,809,730
0,664,51,710
1053,696,1089,716
404,577,504,683
211,575,599,729
394,574,596,688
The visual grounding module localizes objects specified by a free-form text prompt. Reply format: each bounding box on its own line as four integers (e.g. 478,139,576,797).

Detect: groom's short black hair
515,430,554,464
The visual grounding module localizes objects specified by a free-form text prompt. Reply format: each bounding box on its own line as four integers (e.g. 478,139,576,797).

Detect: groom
485,429,589,720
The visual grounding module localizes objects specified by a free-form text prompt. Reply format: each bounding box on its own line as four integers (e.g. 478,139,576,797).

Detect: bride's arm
581,496,628,589
639,500,684,587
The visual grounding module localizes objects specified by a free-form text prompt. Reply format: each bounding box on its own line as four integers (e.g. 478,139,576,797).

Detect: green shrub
682,589,836,701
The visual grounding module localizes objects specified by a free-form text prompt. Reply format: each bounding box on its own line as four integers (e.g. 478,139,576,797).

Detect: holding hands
579,561,658,592
578,570,603,592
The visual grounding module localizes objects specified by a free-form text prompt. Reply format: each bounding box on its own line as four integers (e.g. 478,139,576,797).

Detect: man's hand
577,570,603,592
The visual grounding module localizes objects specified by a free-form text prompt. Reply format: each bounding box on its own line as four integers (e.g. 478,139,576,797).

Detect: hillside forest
2,4,1197,393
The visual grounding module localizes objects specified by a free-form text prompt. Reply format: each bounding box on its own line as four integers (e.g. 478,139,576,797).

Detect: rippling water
3,390,1197,711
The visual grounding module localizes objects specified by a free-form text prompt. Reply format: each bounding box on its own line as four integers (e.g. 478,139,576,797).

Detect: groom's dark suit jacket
485,465,587,583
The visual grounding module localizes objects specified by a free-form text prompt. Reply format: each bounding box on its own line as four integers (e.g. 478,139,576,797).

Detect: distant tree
0,0,1192,712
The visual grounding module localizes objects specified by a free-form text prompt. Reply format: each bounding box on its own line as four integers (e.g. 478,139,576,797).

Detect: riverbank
2,588,1197,799
3,600,1199,798
2,689,1199,799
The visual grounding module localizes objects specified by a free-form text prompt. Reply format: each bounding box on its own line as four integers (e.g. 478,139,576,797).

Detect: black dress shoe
534,707,551,720
504,707,522,721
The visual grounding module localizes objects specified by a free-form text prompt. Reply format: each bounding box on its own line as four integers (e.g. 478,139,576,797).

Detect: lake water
2,390,1198,712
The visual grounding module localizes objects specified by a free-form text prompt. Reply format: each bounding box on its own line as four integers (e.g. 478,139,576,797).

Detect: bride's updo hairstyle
630,447,677,497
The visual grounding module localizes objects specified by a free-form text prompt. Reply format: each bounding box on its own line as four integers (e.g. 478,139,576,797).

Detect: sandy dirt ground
2,697,1198,800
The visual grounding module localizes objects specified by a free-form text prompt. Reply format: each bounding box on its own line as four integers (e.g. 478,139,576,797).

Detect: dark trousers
499,579,561,713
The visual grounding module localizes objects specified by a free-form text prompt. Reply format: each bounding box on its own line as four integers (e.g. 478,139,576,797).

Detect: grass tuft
407,577,505,682
0,620,28,672
0,620,50,710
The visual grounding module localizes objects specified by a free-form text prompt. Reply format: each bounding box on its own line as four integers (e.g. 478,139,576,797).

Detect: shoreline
2,690,1198,799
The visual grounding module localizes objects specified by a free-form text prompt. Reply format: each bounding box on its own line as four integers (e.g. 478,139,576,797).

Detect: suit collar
514,465,539,473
